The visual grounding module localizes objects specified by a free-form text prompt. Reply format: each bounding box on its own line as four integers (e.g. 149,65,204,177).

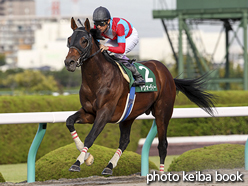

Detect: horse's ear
71,17,78,30
84,18,91,32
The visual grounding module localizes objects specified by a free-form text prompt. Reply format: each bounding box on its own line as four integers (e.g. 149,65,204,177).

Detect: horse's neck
81,51,116,84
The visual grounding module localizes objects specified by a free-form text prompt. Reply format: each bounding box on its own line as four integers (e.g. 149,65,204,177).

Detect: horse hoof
69,165,81,172
101,167,113,175
85,153,94,166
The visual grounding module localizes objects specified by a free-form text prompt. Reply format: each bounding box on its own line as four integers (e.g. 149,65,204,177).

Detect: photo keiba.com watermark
146,171,244,184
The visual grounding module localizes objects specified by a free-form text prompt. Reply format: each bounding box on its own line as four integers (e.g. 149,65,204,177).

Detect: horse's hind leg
154,100,174,173
156,117,169,173
102,119,134,175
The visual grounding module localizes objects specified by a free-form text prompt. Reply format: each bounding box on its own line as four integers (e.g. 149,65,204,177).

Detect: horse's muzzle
64,59,77,72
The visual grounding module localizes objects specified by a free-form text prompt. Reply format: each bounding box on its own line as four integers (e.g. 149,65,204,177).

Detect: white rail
0,106,248,125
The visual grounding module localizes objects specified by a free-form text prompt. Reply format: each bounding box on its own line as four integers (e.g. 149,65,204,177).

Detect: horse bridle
67,27,101,67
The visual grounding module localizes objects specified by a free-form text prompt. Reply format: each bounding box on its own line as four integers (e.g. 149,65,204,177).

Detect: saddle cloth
116,62,158,92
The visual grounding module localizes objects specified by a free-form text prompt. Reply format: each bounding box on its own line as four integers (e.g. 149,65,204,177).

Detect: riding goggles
94,21,107,27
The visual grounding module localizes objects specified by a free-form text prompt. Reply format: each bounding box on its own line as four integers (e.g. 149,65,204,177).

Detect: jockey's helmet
93,6,111,22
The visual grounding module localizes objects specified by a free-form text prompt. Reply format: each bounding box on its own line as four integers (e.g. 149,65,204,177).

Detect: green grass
0,163,27,183
0,155,177,183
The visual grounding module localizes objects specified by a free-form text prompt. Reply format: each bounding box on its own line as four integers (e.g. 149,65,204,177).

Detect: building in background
0,0,35,16
0,0,90,70
0,0,36,68
17,18,87,71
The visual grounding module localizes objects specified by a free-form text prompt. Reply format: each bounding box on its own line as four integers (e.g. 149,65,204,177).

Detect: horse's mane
88,28,120,67
89,28,103,48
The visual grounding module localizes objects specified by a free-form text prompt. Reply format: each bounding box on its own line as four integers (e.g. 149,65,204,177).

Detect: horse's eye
81,39,88,48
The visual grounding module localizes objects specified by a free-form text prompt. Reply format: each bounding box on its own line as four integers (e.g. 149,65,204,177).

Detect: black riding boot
121,61,145,86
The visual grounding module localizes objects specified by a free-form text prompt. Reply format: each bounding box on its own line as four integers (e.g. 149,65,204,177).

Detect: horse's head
64,18,93,72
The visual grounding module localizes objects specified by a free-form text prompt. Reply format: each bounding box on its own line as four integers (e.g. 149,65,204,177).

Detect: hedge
35,143,158,181
0,90,248,164
168,144,244,171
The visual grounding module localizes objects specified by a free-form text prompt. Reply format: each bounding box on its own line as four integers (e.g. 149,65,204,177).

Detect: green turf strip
0,155,178,182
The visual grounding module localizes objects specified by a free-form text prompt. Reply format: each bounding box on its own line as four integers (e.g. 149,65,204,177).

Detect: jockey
93,6,145,86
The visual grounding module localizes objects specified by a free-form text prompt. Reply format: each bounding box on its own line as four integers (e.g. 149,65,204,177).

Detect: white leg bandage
77,147,88,165
71,131,84,152
159,164,164,172
109,148,122,168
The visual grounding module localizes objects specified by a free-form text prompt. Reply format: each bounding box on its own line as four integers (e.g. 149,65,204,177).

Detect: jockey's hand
100,44,109,52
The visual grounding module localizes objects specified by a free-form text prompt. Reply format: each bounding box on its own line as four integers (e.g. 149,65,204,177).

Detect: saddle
102,51,133,83
102,51,157,93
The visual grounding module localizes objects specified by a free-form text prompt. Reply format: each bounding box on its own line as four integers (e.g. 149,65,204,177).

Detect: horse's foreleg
70,131,84,152
70,123,107,171
66,111,84,152
66,108,94,150
102,120,133,175
66,109,95,172
69,108,111,172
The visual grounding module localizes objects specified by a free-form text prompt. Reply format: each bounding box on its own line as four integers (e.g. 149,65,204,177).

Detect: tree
0,54,6,66
2,70,59,92
46,67,81,88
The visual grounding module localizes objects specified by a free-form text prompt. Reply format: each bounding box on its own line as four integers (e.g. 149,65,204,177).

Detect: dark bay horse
64,17,215,175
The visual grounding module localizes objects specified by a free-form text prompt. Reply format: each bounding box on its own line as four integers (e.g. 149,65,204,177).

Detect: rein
76,48,101,67
68,27,101,67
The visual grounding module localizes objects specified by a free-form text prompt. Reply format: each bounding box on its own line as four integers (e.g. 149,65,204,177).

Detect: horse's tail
174,74,216,116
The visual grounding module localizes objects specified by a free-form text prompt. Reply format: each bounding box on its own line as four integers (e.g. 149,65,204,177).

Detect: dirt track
1,168,248,186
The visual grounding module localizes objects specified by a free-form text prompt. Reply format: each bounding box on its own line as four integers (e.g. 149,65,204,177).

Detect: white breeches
105,27,139,58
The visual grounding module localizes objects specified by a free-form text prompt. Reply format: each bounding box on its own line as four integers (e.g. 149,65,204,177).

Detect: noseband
67,27,101,67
